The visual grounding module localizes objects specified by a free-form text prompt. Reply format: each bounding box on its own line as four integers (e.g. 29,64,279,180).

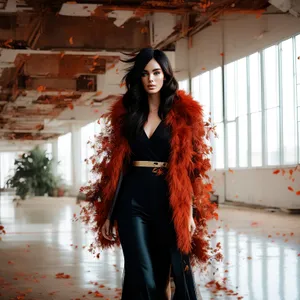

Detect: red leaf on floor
224,270,228,273
289,169,293,176
268,235,272,238
288,186,294,192
99,284,105,288
276,232,280,235
251,222,258,226
55,272,71,279
273,169,280,174
88,291,93,294
95,91,103,96
228,168,234,173
8,261,14,264
296,191,300,195
94,291,104,297
282,170,286,176
290,232,294,236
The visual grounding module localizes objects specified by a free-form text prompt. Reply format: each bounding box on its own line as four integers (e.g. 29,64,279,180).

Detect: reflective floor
0,192,300,300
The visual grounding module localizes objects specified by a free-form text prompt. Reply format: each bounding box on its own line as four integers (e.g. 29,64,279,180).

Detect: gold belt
132,160,169,168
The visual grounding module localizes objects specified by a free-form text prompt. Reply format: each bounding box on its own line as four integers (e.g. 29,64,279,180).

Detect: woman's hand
189,215,196,236
101,219,115,241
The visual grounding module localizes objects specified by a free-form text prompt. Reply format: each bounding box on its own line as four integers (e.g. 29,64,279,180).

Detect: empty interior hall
1,0,300,299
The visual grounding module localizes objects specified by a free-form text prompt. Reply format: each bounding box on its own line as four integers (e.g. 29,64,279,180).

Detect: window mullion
235,62,239,168
224,66,228,170
278,43,284,166
261,50,267,167
246,56,252,167
292,36,299,164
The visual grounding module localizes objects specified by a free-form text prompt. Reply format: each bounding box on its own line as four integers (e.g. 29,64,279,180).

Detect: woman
80,48,219,300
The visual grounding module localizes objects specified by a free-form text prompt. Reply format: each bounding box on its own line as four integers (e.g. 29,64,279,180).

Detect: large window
191,33,299,170
0,152,18,189
81,121,101,184
58,133,72,185
249,52,262,167
192,67,223,169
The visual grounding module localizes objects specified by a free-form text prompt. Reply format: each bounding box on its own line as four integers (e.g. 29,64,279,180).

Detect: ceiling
0,0,270,145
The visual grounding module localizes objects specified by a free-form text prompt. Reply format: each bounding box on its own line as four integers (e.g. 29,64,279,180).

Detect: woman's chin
146,89,160,94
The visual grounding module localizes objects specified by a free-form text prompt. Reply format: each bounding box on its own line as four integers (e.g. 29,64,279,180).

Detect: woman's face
141,59,165,94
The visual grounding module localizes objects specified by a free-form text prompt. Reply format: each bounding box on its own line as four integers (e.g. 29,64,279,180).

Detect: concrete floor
0,192,300,300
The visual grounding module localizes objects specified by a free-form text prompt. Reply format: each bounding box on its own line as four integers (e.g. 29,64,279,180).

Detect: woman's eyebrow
143,68,161,73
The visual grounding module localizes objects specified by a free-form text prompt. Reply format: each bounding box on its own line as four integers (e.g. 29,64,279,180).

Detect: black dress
114,120,200,300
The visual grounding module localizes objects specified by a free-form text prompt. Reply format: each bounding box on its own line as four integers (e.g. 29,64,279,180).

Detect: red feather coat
80,90,220,267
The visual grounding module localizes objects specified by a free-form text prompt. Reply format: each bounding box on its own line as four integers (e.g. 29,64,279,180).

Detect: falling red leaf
273,169,280,174
95,91,103,96
290,232,294,236
37,85,46,92
268,235,272,238
67,103,74,110
289,169,294,176
220,52,224,56
201,67,206,70
228,168,234,173
69,37,74,45
251,222,258,226
288,186,294,192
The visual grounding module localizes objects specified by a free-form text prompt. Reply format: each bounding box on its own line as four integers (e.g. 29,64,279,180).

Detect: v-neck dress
114,119,200,300
115,120,172,220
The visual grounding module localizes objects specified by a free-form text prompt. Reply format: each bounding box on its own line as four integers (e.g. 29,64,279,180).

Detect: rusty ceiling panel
19,53,112,78
35,14,150,51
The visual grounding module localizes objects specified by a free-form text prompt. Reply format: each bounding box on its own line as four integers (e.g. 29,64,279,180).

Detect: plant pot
57,188,65,197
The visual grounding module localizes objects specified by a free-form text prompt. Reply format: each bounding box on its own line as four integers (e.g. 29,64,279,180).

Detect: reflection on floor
0,191,300,300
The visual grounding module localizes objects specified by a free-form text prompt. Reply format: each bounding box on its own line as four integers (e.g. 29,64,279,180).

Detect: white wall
189,12,300,77
177,10,300,209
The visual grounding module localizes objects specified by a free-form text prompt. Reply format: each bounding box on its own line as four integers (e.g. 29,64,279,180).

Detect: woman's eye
142,73,147,77
154,71,161,76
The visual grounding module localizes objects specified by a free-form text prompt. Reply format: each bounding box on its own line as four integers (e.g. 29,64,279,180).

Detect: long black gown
114,119,201,300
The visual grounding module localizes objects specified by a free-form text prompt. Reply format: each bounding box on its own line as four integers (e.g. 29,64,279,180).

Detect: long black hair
120,48,179,141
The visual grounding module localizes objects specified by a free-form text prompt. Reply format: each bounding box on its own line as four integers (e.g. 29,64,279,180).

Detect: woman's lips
148,85,156,89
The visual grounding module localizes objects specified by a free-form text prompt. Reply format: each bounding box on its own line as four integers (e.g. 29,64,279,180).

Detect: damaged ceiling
0,0,270,143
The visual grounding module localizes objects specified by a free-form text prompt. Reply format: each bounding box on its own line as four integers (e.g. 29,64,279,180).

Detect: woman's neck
147,93,160,113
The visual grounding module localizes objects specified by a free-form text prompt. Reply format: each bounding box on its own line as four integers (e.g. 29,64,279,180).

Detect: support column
70,124,81,196
51,139,58,177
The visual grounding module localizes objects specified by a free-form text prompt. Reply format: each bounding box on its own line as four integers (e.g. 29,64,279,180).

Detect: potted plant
6,146,57,200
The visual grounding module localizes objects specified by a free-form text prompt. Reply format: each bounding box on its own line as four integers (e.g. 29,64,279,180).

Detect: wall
177,10,300,209
188,11,300,77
